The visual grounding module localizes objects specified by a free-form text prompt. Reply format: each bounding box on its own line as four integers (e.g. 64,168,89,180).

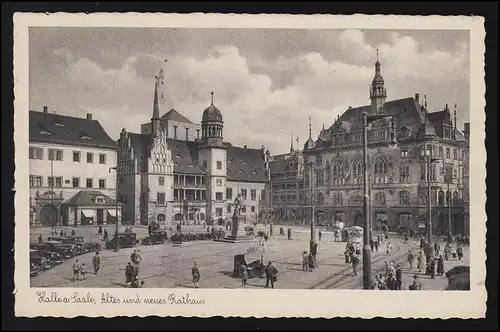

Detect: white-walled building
117,71,271,226
29,107,121,227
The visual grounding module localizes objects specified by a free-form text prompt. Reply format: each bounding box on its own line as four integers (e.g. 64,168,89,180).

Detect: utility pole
362,113,371,290
309,162,316,261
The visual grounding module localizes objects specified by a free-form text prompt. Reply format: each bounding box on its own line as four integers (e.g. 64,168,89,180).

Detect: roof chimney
415,93,420,103
86,113,93,120
348,106,352,109
43,106,48,113
244,145,247,149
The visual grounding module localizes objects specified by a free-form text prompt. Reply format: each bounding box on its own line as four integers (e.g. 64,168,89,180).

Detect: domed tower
197,92,227,225
370,49,387,114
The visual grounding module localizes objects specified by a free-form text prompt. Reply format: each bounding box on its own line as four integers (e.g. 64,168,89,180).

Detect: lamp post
109,167,119,252
307,162,317,261
443,167,455,243
361,111,400,290
424,155,439,247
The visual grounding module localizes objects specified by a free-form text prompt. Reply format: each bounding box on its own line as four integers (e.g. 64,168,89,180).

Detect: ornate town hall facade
116,70,270,226
272,55,469,234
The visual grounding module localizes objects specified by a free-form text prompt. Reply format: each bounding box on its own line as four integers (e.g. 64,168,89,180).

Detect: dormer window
251,170,257,175
81,134,92,140
242,161,248,165
95,196,105,204
175,155,182,159
188,164,194,168
238,169,244,173
40,129,53,135
174,162,180,167
54,122,66,127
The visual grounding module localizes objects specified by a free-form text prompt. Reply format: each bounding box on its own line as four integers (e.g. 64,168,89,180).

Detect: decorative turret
199,92,224,148
370,49,387,114
304,117,315,150
151,69,164,138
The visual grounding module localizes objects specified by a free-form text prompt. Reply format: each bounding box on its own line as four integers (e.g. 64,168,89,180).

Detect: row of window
29,147,108,164
420,144,460,160
29,175,107,189
226,188,264,201
227,205,256,213
202,160,223,170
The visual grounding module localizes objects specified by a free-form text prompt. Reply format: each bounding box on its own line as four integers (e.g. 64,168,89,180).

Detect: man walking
318,230,322,241
192,262,200,288
434,241,441,256
92,251,101,275
407,250,415,270
302,251,308,271
72,259,81,281
395,264,402,290
265,261,278,289
130,249,142,276
351,253,360,276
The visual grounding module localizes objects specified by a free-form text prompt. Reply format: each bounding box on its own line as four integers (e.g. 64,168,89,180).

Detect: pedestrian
378,274,387,290
344,249,350,266
98,225,103,236
125,262,134,284
72,259,81,281
434,241,440,256
457,245,464,261
239,264,248,288
395,264,402,290
103,229,109,242
259,235,265,246
192,262,200,288
409,275,422,290
404,233,408,244
302,251,308,271
437,254,445,276
430,257,436,279
38,234,43,243
385,232,389,241
351,254,360,276
318,230,322,241
130,249,142,276
386,242,391,255
265,261,278,289
307,252,315,271
92,251,101,275
71,229,76,236
63,230,67,237
407,250,415,270
374,239,379,252
384,260,391,279
60,230,64,237
386,273,396,290
80,263,87,280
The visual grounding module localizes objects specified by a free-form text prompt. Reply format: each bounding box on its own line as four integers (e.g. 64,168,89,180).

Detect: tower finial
296,134,299,150
424,95,428,109
454,104,457,129
211,91,214,105
376,48,379,62
309,117,312,139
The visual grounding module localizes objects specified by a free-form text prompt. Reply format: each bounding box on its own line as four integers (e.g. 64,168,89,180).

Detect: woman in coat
307,253,315,271
437,255,445,276
417,252,423,272
239,264,248,288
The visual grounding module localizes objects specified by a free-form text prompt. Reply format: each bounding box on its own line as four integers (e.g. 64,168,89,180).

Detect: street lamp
361,111,399,290
306,161,317,261
109,167,119,252
423,154,439,248
442,166,456,243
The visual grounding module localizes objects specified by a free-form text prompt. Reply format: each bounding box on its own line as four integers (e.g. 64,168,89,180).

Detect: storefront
62,190,122,227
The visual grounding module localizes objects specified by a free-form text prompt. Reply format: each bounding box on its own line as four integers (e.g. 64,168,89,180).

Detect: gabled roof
269,154,299,175
227,146,268,183
126,132,151,162
29,111,117,149
64,190,121,207
160,109,194,124
167,139,206,175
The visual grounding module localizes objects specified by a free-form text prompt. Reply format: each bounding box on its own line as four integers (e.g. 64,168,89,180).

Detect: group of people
71,251,101,281
343,242,361,276
48,228,77,238
302,251,316,272
125,249,144,288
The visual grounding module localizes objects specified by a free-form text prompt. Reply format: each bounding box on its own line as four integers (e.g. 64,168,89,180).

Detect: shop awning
107,209,121,217
80,209,94,218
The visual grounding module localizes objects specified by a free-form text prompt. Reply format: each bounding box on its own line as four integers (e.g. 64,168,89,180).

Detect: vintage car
105,232,138,249
30,262,40,278
47,237,84,255
142,230,168,245
30,243,64,265
30,248,52,270
43,240,75,259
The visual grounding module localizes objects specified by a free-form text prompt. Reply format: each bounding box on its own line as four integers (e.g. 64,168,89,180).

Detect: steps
213,235,256,243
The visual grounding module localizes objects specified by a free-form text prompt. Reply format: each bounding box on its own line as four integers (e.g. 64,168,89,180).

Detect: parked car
30,249,52,271
30,263,40,277
43,240,75,259
105,232,138,249
47,237,83,256
142,230,168,245
30,243,64,265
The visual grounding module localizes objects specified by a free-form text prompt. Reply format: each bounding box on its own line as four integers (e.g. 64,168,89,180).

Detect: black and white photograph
14,13,486,318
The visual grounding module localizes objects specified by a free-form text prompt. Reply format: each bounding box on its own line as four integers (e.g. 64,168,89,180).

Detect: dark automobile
30,262,40,278
43,240,75,259
232,254,265,279
142,230,168,245
105,232,138,249
47,237,83,256
30,243,64,265
30,249,52,271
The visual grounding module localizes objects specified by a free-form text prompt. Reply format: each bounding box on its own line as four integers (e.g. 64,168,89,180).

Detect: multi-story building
294,55,469,234
117,70,270,226
462,123,470,235
29,107,120,227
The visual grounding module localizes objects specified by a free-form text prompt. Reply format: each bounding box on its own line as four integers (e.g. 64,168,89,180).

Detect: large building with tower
270,54,470,235
116,70,271,226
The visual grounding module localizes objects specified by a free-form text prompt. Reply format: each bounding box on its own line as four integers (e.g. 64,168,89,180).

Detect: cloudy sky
29,28,469,154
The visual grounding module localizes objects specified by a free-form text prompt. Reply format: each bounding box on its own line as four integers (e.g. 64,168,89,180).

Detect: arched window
373,157,388,184
377,192,386,205
438,190,445,206
399,190,410,206
351,158,363,184
453,191,459,205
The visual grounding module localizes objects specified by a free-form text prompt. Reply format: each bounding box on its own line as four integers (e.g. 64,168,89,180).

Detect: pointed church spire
309,117,312,139
370,48,386,114
151,71,162,137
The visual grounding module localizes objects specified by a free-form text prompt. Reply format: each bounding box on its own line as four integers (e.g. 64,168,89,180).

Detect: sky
29,28,470,155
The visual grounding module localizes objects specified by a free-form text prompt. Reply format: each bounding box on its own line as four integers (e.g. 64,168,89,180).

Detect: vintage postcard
13,13,486,318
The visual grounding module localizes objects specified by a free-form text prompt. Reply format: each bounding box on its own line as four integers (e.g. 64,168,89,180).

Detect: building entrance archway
352,211,363,227
39,204,58,226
